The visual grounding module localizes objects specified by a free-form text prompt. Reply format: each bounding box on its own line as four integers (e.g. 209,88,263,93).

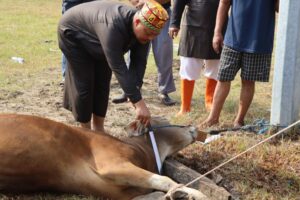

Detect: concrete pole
271,0,300,126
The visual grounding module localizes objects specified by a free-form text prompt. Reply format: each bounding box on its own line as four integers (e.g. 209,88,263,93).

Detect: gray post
271,0,300,126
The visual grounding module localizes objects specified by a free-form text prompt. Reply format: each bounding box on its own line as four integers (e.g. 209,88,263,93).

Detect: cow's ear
124,120,147,137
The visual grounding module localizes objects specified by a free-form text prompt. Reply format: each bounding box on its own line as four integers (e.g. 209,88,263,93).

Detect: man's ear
133,17,141,27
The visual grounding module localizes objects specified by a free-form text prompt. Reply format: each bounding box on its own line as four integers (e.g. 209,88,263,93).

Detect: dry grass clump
176,132,300,199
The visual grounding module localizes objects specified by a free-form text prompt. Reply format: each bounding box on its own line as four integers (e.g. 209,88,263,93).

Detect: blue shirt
224,0,276,54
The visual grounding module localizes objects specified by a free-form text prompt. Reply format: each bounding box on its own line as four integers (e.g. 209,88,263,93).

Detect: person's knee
241,79,255,87
218,80,231,86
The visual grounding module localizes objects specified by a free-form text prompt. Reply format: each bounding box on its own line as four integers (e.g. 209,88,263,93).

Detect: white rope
184,120,300,188
149,130,162,174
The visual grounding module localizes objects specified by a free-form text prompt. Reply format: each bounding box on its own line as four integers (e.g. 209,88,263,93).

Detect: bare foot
198,118,219,129
233,121,244,129
176,109,190,117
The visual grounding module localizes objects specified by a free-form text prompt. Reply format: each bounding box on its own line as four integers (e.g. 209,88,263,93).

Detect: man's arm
170,0,188,28
96,24,142,103
129,43,149,89
96,23,151,125
212,0,231,54
168,0,188,39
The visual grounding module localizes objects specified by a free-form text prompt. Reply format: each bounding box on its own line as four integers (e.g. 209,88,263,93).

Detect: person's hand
129,0,145,9
168,27,179,39
212,32,224,54
133,99,151,126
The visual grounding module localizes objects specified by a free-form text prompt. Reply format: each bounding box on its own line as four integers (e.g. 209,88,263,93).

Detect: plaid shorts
217,45,272,82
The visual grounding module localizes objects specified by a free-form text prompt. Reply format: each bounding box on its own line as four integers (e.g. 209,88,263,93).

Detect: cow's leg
94,162,176,191
92,162,208,200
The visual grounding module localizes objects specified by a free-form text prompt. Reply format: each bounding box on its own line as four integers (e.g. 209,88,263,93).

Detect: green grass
0,0,61,91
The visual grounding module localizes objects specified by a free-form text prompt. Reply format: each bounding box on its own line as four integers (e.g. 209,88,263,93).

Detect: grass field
0,0,299,199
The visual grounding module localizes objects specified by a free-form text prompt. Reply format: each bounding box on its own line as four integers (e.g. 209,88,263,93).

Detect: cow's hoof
164,186,209,200
165,190,190,200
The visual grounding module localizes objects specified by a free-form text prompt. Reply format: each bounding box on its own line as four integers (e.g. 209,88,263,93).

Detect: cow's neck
123,134,171,166
148,134,171,162
122,136,157,171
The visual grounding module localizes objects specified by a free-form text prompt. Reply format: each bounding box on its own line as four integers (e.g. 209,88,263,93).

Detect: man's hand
168,27,179,39
133,99,151,126
212,32,224,54
213,0,230,54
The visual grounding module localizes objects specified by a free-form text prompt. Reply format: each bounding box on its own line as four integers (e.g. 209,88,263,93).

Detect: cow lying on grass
0,114,207,200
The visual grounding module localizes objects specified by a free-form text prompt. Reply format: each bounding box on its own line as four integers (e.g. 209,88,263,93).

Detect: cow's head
125,117,206,162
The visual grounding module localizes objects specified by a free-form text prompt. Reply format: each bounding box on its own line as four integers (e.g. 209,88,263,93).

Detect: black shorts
217,45,272,82
59,30,112,123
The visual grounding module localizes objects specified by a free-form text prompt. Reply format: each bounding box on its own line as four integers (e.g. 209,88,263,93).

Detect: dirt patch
0,65,182,137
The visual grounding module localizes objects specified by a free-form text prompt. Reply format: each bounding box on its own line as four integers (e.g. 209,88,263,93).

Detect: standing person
200,0,279,128
112,0,176,106
169,0,225,115
58,0,169,131
61,0,94,80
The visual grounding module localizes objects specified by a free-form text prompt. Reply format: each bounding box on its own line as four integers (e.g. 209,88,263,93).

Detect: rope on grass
184,119,300,188
239,118,286,134
208,118,287,135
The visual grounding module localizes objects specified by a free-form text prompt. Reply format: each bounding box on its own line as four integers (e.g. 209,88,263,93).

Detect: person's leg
61,2,68,81
234,80,255,128
234,52,271,127
60,31,96,128
151,8,176,105
92,114,105,132
80,121,91,129
200,46,242,127
62,1,81,13
93,59,112,133
61,54,67,80
204,78,217,111
201,81,231,126
61,1,81,81
177,57,202,115
177,79,195,115
203,60,220,111
63,57,95,129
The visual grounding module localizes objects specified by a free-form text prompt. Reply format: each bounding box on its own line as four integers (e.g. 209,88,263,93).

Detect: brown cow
0,114,207,200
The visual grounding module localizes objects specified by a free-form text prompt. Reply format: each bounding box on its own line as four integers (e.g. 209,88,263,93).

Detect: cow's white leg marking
92,162,177,192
